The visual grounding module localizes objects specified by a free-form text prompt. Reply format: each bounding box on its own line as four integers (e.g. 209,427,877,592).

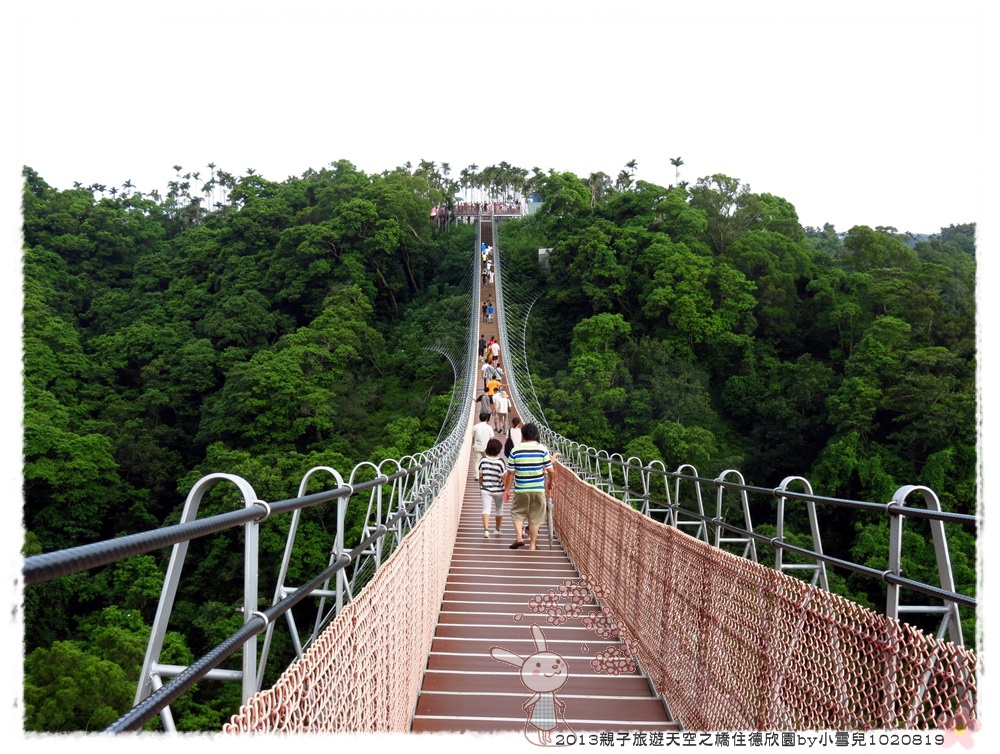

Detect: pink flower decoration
941,703,980,749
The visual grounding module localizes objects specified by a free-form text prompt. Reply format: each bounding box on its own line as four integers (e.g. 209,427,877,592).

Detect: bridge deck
409,462,678,734
409,263,677,735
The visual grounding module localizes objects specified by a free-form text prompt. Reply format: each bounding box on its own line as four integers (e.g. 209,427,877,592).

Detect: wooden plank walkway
410,441,677,734
410,254,676,735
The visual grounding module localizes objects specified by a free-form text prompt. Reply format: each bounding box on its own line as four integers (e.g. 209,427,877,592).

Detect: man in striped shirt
502,423,554,551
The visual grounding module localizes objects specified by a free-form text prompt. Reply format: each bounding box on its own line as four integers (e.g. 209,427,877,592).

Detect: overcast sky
4,0,993,234
2,0,997,743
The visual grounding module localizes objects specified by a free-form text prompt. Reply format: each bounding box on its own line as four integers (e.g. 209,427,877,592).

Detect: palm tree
459,168,470,203
205,163,218,207
497,161,515,200
467,164,479,201
417,159,435,178
626,159,638,177
512,166,528,204
670,156,684,182
525,167,545,201
588,172,611,207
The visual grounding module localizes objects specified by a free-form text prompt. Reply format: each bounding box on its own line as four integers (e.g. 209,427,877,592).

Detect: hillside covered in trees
21,161,976,731
500,171,976,641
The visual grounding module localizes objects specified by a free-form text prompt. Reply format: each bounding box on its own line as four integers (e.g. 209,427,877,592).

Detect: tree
587,172,612,208
688,174,765,255
841,225,917,273
558,220,629,312
198,284,384,451
670,156,684,182
805,223,842,254
641,244,756,356
539,172,590,221
24,640,136,731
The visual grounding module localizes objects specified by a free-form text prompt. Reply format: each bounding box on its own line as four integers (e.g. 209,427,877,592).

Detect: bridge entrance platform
410,451,677,734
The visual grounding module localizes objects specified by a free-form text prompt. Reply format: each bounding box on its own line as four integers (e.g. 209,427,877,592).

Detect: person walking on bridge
475,390,492,421
503,423,554,551
478,438,507,538
493,388,511,433
485,377,506,429
481,360,493,390
504,417,522,458
471,412,493,481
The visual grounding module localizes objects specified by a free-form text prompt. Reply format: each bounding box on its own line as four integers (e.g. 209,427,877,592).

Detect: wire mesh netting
551,463,977,730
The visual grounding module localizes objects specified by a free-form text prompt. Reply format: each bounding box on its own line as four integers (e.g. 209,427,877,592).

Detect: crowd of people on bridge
481,244,495,288
472,411,552,550
455,201,522,216
470,241,554,551
469,417,552,551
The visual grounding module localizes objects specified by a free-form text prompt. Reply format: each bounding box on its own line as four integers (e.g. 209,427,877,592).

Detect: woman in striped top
478,438,507,538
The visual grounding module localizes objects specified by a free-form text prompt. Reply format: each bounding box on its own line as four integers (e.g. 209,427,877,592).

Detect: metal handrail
535,430,976,639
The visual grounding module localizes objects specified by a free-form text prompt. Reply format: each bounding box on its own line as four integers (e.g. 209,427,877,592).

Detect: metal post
258,466,343,690
774,476,829,591
136,474,260,718
887,485,963,645
713,470,757,562
672,464,706,541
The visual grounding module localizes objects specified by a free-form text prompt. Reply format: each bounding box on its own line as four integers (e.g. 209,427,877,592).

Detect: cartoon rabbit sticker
490,624,573,745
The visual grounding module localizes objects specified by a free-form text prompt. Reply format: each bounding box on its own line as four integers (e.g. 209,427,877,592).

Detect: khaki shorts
510,491,547,526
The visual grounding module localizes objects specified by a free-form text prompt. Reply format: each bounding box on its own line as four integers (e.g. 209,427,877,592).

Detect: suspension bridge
21,207,978,736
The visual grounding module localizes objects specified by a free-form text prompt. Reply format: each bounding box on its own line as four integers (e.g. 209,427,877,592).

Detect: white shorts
480,489,505,516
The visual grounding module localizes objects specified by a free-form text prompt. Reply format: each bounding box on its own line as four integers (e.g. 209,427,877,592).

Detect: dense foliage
22,161,475,730
22,160,976,731
499,171,976,643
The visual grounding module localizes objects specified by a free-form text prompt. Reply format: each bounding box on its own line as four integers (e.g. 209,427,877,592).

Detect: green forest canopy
21,161,977,731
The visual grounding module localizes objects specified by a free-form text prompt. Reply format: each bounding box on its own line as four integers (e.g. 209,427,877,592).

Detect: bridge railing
454,201,523,216
550,464,977,730
538,435,975,646
222,415,471,733
24,441,470,732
